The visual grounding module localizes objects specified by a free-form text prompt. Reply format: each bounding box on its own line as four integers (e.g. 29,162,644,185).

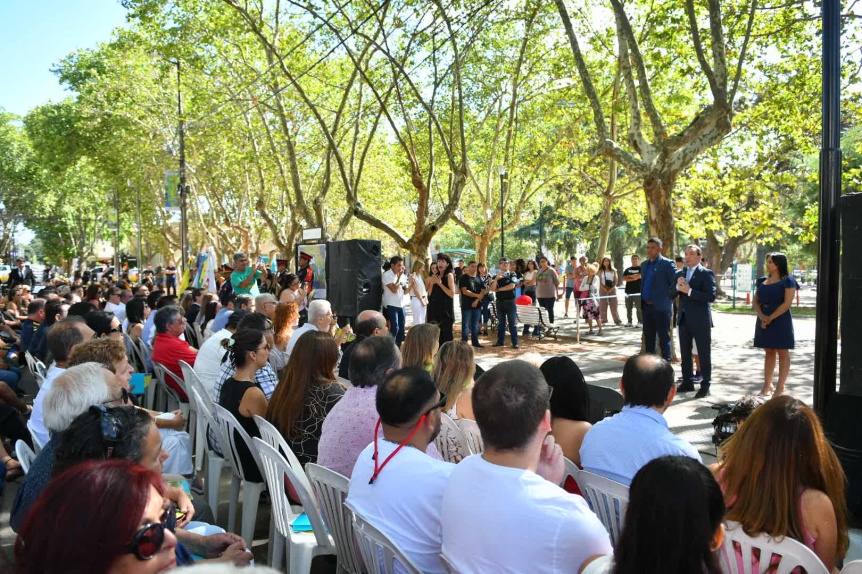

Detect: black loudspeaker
326,240,382,319
842,193,862,396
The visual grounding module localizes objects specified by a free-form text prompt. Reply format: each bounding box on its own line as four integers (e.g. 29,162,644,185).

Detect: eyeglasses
128,507,170,560
102,387,130,406
90,405,122,458
547,386,554,407
108,327,123,334
423,391,447,415
256,343,271,352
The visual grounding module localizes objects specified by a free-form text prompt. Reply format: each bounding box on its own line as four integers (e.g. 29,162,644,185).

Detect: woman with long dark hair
753,252,800,396
15,459,178,574
717,396,848,571
427,253,456,345
539,356,591,466
266,330,345,465
582,456,726,574
125,296,149,340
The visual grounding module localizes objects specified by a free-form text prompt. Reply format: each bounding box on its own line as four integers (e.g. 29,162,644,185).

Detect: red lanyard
369,416,425,484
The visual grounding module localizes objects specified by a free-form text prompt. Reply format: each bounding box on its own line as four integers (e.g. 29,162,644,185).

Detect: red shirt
150,332,196,401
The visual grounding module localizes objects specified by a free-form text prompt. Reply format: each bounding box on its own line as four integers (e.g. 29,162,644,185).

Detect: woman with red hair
15,459,178,573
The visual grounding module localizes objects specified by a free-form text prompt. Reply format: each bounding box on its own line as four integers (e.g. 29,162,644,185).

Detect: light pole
499,166,507,259
131,178,142,280
538,200,544,258
114,187,120,276
171,59,189,277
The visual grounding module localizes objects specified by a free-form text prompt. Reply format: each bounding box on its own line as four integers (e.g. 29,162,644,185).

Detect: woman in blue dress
753,252,799,397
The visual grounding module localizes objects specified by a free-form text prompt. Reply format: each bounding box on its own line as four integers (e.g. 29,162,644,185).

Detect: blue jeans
480,295,491,325
496,301,519,346
0,367,22,392
461,307,481,345
642,304,671,361
387,306,406,347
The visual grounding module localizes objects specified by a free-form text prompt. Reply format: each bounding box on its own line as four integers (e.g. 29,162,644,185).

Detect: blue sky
0,0,128,117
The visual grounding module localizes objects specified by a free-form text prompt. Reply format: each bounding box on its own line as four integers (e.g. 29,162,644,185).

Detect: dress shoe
492,343,504,347
472,344,485,349
512,344,519,349
677,382,696,392
694,387,711,399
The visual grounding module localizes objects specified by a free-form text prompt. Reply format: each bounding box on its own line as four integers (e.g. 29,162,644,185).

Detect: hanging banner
164,170,180,211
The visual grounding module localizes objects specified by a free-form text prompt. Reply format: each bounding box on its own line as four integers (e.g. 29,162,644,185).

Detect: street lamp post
499,167,507,259
172,59,189,277
131,178,142,279
538,200,544,258
114,187,120,276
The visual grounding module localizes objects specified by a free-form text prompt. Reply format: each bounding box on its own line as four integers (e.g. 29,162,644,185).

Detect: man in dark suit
640,237,677,360
8,257,36,290
670,245,717,398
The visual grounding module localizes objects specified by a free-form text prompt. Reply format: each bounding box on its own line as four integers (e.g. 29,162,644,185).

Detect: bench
487,301,560,340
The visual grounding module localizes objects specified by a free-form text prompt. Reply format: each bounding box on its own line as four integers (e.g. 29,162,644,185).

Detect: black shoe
472,344,485,349
677,383,696,392
512,344,519,349
694,387,711,399
492,343,505,347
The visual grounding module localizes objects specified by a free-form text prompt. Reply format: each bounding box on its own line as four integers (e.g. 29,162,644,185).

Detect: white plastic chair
33,370,45,389
152,361,190,415
345,501,423,574
456,418,484,455
842,560,862,573
718,520,829,574
178,360,204,472
574,470,630,546
253,414,310,569
253,438,336,574
560,457,579,489
434,412,472,463
26,420,44,455
15,440,36,475
305,463,364,574
190,388,230,518
23,351,46,379
213,404,266,549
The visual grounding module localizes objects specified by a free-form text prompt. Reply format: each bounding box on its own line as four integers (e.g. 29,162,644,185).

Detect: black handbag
604,279,614,288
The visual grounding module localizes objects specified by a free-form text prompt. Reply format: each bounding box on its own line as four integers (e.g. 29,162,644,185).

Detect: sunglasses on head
90,405,123,458
128,506,171,560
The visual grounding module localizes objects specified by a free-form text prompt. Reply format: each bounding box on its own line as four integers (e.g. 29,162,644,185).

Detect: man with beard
346,367,452,574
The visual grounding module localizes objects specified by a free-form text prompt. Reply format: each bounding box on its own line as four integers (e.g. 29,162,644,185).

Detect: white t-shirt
348,440,455,574
105,301,126,322
410,273,427,298
382,269,407,308
193,329,232,396
30,365,67,445
441,455,612,574
286,322,320,357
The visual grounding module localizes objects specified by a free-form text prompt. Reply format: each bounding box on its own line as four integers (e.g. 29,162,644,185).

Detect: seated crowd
0,265,850,574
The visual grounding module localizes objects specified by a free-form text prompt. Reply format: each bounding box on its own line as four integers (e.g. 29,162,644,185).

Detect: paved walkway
441,290,822,464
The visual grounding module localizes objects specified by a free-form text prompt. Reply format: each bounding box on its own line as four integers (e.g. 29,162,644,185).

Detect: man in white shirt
30,318,95,446
579,354,701,486
348,367,453,573
382,256,408,347
285,299,350,357
193,310,249,396
442,360,612,574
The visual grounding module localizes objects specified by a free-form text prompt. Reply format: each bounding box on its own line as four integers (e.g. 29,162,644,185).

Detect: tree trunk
475,237,490,267
643,171,677,258
596,191,614,261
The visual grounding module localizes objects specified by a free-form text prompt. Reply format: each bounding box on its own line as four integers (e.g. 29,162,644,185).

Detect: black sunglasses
102,388,130,406
423,391,447,416
128,507,170,560
90,405,122,459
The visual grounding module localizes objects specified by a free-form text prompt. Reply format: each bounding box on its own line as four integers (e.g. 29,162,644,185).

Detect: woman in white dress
408,260,428,326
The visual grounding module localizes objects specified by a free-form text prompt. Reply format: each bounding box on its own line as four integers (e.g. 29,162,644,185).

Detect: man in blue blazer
670,245,717,398
640,238,677,360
